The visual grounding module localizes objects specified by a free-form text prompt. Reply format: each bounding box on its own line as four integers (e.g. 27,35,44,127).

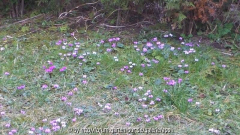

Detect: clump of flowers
120,62,136,74
73,108,84,115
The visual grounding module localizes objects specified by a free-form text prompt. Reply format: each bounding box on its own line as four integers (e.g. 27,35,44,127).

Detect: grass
0,23,240,135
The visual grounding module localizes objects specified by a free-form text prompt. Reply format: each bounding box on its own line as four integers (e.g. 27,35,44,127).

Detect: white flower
62,46,66,49
76,45,80,48
164,35,169,37
92,51,97,54
196,102,200,106
170,47,175,51
169,33,173,37
59,53,62,55
195,59,199,61
129,62,132,64
74,48,78,51
115,59,119,61
28,131,34,134
56,118,61,122
181,42,185,44
215,109,220,112
0,47,5,51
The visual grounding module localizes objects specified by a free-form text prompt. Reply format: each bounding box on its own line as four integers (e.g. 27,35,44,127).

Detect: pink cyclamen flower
17,85,25,90
153,116,159,121
53,84,59,88
68,91,73,96
5,123,11,128
112,43,116,48
45,128,51,133
60,67,67,72
72,117,77,122
188,98,193,102
126,122,131,126
82,80,88,84
20,110,26,114
143,48,148,52
11,129,17,133
42,84,48,89
4,72,10,75
163,89,168,93
178,78,183,83
106,48,112,52
61,97,67,102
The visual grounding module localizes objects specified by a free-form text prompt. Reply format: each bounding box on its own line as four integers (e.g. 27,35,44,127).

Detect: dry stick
0,14,44,29
100,21,154,28
58,1,99,19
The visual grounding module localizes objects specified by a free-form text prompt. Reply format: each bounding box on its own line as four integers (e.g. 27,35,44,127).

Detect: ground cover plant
0,22,240,135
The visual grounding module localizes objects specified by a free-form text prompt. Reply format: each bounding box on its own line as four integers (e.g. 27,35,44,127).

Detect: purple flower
68,91,73,96
153,37,157,41
5,123,11,128
100,40,104,44
106,48,112,52
153,116,159,121
163,77,170,81
4,72,10,76
53,84,59,88
82,80,88,84
112,43,116,48
20,110,26,114
61,96,67,102
139,72,143,76
146,118,151,122
11,129,17,133
45,128,51,133
42,84,48,89
136,117,142,122
163,89,168,93
108,38,113,42
184,70,189,74
126,122,131,126
179,37,183,40
60,67,67,72
143,48,148,52
72,117,77,122
17,85,25,90
146,42,153,47
222,65,226,68
156,98,161,102
178,78,183,83
157,115,164,119
211,62,215,65
188,98,193,102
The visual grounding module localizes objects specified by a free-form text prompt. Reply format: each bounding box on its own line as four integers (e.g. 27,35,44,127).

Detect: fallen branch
100,21,154,28
0,14,44,29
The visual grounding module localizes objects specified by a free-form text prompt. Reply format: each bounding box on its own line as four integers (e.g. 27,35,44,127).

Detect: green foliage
208,22,233,42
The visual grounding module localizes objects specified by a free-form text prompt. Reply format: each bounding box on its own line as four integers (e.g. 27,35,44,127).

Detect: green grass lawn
0,24,240,135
